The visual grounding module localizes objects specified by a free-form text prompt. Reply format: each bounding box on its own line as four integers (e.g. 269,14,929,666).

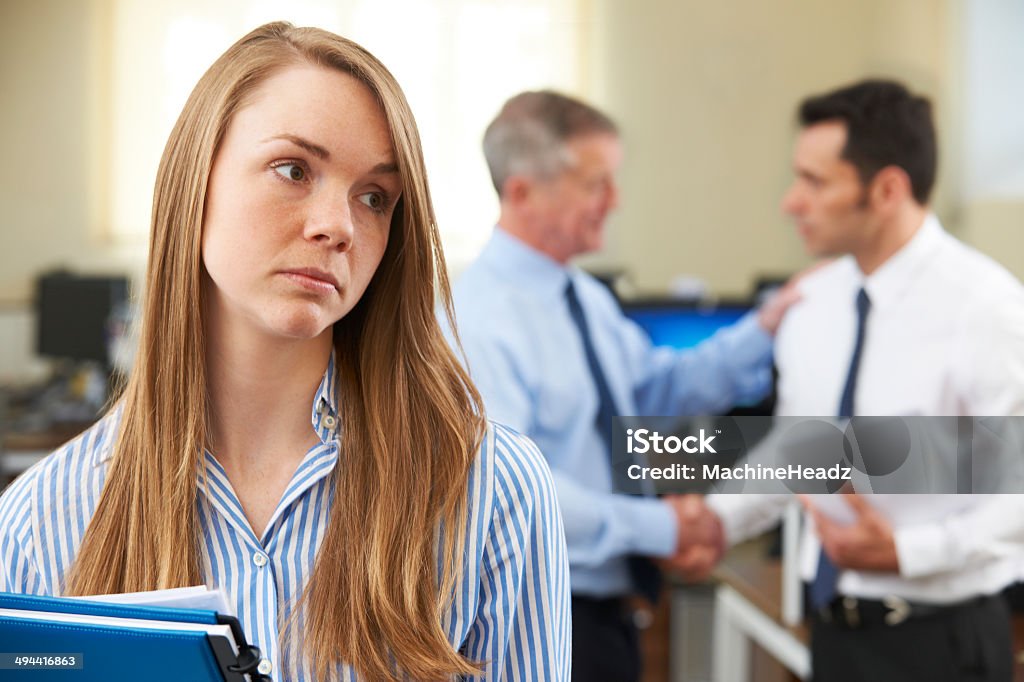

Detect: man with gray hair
444,90,797,681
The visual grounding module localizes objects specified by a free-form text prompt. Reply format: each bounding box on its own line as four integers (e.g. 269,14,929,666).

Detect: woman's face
202,64,400,342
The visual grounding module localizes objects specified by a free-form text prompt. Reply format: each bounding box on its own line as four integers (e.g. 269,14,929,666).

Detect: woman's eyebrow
263,133,330,160
263,135,398,175
369,162,399,175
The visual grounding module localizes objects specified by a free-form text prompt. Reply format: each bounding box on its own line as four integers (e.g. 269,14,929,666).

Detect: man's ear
502,175,532,205
868,166,913,211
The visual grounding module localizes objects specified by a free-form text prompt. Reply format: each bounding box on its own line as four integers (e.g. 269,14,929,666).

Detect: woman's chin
262,307,338,341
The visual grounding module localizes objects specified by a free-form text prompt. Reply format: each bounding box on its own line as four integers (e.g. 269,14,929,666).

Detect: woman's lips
280,268,339,294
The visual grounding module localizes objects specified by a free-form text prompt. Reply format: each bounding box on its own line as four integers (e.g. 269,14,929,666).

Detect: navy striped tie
811,287,871,610
565,280,662,604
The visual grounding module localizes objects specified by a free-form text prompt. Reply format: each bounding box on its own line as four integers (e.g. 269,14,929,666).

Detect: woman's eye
273,163,306,182
358,192,386,212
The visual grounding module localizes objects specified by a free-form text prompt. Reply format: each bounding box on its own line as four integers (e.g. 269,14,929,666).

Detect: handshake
659,495,725,582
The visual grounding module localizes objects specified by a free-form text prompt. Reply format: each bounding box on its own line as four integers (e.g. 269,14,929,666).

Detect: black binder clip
229,645,271,680
218,614,273,681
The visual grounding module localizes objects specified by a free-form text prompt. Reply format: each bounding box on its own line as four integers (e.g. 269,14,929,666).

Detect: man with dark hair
705,79,1024,681
798,79,936,205
443,90,798,682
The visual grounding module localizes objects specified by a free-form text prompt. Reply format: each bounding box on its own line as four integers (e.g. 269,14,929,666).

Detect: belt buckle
632,607,654,630
882,595,911,626
841,596,861,628
624,597,654,630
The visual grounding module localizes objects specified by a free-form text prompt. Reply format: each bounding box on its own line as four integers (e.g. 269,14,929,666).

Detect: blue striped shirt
0,358,571,681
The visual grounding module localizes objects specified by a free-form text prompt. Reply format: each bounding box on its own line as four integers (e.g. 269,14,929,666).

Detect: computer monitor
623,297,775,415
622,297,775,481
36,272,129,365
622,298,751,350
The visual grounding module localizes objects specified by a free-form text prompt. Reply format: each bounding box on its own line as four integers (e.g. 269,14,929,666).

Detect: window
962,0,1024,199
108,0,588,272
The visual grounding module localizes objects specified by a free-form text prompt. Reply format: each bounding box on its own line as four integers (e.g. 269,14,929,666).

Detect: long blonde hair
65,22,485,680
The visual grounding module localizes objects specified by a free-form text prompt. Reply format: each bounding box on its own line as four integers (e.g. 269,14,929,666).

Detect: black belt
814,594,994,629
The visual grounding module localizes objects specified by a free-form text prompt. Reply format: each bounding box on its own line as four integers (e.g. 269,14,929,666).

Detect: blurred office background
2,2,1023,680
2,0,1024,384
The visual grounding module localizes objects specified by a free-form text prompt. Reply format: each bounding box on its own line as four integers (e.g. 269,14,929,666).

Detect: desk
712,546,809,681
1,423,91,488
711,544,1024,682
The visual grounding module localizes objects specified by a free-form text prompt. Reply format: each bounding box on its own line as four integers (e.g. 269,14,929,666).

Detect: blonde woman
0,22,570,681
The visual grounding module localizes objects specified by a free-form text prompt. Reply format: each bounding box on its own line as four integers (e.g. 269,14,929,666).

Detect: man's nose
781,183,803,216
602,179,620,213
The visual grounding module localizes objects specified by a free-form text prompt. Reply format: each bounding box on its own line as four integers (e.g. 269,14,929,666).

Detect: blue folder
0,592,270,681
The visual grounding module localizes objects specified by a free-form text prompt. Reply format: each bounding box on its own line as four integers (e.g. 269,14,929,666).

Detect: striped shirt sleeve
0,415,115,597
0,465,43,594
462,423,572,681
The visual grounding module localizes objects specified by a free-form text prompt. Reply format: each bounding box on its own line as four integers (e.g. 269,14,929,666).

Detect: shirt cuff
893,521,957,578
610,496,678,559
706,494,745,547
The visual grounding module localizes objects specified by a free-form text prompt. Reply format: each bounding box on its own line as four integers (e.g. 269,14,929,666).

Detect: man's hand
800,493,901,572
661,495,725,582
756,260,831,335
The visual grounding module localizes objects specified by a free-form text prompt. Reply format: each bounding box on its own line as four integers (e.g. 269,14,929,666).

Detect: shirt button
257,659,273,675
323,415,337,429
252,552,268,568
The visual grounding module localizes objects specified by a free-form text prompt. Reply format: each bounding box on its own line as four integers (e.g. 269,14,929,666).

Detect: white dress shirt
710,214,1024,604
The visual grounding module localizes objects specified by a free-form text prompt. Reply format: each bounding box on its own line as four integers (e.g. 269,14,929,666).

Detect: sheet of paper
806,495,857,525
806,493,978,527
74,586,233,616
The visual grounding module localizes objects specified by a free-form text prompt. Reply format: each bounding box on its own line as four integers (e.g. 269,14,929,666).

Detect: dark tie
810,287,871,610
565,280,662,604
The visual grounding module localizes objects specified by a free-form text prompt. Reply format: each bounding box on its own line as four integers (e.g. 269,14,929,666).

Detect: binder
0,592,271,681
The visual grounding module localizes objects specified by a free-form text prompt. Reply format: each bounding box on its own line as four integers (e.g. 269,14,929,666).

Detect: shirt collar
311,350,340,442
94,403,124,465
861,213,944,310
481,226,574,297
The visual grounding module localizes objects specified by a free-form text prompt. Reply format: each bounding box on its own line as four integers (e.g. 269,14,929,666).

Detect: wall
584,0,980,296
0,0,129,382
0,0,131,304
